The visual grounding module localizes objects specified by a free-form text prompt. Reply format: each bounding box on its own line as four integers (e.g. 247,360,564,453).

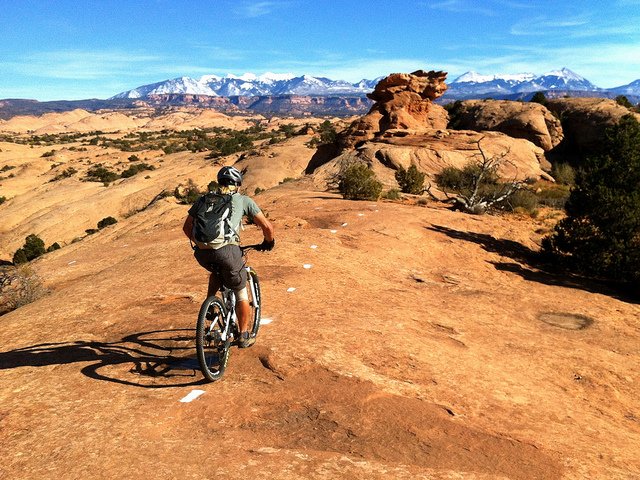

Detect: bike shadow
0,328,213,388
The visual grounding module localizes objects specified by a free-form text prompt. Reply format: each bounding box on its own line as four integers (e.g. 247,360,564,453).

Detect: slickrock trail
1,180,639,479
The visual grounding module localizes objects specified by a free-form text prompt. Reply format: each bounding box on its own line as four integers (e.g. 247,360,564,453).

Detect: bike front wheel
247,268,261,338
196,296,230,382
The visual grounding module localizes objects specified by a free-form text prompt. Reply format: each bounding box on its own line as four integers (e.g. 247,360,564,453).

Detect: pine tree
543,114,640,287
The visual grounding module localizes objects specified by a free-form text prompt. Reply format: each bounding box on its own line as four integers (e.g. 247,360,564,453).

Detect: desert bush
499,188,539,214
46,242,61,252
382,188,402,200
97,216,118,229
337,163,383,201
85,165,119,184
432,139,524,214
50,166,77,182
120,163,155,178
536,184,571,209
175,179,202,204
0,265,47,315
0,196,6,205
543,114,640,288
530,91,548,105
128,154,140,162
41,150,56,158
615,95,633,109
395,164,426,194
550,162,575,185
13,234,46,264
254,187,265,195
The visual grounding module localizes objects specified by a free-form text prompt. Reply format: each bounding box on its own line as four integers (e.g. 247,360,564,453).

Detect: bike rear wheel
247,268,261,338
196,296,230,382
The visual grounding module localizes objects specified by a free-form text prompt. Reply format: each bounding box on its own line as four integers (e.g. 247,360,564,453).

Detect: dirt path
1,184,639,479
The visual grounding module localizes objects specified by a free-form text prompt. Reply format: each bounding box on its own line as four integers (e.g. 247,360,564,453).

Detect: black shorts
194,244,247,290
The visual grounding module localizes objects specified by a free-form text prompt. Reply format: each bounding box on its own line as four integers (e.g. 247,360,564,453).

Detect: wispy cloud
510,15,589,36
234,1,286,18
2,50,160,80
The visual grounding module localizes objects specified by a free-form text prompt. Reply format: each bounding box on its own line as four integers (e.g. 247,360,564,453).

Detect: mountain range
110,68,640,101
110,73,381,99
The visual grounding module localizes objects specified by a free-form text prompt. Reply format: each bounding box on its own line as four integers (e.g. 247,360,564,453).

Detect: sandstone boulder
449,99,563,151
545,97,640,153
340,70,450,148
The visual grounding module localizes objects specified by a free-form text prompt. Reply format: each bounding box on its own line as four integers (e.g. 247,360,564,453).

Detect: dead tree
426,137,525,214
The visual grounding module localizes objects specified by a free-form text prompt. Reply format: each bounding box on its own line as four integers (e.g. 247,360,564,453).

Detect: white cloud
510,15,589,36
428,0,495,15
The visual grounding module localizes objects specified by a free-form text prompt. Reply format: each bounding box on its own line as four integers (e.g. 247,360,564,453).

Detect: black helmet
217,166,243,186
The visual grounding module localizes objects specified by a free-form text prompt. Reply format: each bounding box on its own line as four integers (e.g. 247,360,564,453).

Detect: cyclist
182,166,274,348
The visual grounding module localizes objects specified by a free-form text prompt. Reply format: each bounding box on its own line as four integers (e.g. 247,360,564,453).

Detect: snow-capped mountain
447,67,601,99
608,79,640,96
109,68,639,102
111,73,381,99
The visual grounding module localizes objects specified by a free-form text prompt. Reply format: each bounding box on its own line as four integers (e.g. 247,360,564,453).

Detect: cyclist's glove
257,239,275,251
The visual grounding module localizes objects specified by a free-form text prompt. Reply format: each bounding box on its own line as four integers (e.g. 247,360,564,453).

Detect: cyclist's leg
207,273,220,298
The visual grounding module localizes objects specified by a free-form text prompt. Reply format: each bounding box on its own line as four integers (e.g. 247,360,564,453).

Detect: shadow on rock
0,328,208,388
428,224,638,304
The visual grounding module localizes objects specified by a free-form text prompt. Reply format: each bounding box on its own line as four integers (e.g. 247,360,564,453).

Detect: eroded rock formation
448,100,563,151
340,70,450,148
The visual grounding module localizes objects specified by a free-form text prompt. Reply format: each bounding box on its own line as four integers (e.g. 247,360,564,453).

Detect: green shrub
615,95,633,109
85,165,119,183
382,188,401,200
175,179,202,205
120,163,155,178
0,196,6,205
543,114,640,288
46,242,61,252
50,166,78,182
536,185,571,209
41,150,56,157
254,187,265,195
337,163,383,201
395,164,426,194
128,154,140,162
551,162,575,185
13,234,46,264
97,216,117,229
530,92,548,105
500,188,539,213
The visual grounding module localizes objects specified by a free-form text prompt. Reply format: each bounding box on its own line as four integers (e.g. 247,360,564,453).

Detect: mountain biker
182,166,274,348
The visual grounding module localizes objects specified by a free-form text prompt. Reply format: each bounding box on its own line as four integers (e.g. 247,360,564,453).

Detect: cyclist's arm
252,212,274,242
182,215,194,240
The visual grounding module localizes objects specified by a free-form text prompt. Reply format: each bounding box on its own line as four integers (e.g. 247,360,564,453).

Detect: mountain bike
195,245,262,382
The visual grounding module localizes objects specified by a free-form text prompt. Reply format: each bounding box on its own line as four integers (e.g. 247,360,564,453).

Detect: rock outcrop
340,70,450,148
545,97,640,153
314,129,553,190
448,100,563,151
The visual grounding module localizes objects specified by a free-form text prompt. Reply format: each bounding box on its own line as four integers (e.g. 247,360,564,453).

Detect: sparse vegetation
0,196,6,205
337,162,383,201
120,163,155,178
85,164,119,184
13,234,47,264
50,166,78,182
97,216,118,229
542,114,640,289
530,91,548,105
615,95,633,109
382,188,402,200
395,164,426,194
550,162,575,185
430,139,525,214
174,179,202,204
0,265,47,315
41,150,56,157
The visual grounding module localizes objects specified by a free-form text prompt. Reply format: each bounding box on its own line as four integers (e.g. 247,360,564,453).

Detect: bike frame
217,265,259,344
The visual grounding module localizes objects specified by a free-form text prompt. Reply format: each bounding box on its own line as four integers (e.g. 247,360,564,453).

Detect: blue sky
1,0,639,100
